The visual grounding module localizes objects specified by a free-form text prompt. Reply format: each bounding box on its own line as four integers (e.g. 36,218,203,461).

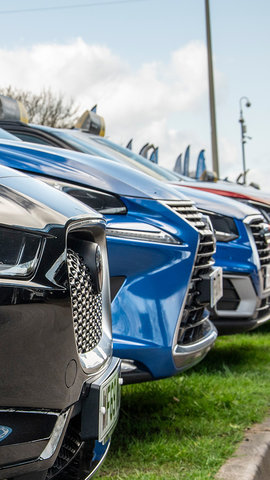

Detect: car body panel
0,166,120,479
0,138,218,380
4,126,268,336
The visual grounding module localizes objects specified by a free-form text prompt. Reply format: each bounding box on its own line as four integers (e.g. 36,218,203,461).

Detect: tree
0,86,80,128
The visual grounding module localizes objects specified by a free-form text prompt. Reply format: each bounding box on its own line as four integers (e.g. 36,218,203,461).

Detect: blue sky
0,0,269,189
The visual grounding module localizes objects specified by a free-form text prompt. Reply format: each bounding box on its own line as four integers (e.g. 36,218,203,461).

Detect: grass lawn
97,322,270,480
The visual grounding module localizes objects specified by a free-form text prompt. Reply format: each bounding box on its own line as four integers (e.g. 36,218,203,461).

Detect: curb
215,417,270,480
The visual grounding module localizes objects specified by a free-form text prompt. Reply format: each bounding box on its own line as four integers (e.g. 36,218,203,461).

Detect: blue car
0,137,221,383
5,123,270,335
182,186,270,333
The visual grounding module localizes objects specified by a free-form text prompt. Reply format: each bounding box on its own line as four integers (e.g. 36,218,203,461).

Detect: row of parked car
0,95,270,480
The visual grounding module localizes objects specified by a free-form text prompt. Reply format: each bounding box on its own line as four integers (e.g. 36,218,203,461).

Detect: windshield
0,128,19,141
85,134,183,182
45,127,182,182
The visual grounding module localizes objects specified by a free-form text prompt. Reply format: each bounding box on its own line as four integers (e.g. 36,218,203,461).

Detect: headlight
106,222,181,244
34,177,126,214
203,212,239,242
0,227,42,277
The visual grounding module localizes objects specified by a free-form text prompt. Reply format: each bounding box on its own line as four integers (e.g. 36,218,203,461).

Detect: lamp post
205,0,220,178
239,96,251,185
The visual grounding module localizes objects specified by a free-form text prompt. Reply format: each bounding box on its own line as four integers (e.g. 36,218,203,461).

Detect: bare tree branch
0,86,80,128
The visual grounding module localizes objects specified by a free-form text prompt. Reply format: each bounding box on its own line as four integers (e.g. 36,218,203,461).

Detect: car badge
0,425,12,442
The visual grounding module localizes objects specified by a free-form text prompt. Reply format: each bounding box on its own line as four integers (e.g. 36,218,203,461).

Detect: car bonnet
0,140,190,202
179,185,262,220
0,163,103,231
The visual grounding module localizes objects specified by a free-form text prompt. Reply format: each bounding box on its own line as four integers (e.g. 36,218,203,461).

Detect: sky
0,0,269,190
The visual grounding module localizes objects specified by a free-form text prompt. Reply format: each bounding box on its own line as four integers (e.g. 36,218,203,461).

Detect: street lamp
239,96,251,185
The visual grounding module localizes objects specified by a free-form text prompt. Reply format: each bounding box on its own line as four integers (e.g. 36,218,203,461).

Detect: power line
0,0,148,15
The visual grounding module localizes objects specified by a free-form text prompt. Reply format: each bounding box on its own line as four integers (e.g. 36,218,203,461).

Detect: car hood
177,185,260,220
0,140,189,201
178,180,270,206
0,163,103,231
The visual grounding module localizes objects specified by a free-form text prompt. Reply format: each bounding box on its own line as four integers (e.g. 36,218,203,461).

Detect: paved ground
215,417,270,480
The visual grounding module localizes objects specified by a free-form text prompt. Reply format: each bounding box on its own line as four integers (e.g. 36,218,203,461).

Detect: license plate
99,363,121,443
210,266,223,308
265,265,270,290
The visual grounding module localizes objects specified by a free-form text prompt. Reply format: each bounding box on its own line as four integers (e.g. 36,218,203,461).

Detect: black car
0,165,121,480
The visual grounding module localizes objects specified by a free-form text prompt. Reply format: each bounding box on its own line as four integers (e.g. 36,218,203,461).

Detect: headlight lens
106,222,181,244
0,227,42,277
34,176,126,214
204,212,239,242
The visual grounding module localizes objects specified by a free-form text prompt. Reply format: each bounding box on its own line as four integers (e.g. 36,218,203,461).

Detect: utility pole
205,0,219,178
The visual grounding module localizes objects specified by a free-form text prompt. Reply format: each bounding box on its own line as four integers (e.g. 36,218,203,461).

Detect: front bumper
211,274,270,334
0,357,121,480
173,318,218,370
119,318,218,384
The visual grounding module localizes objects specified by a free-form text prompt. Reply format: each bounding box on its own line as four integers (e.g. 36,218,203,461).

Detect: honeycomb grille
165,200,216,343
67,249,102,354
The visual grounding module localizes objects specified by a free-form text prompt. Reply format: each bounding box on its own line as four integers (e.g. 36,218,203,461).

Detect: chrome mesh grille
165,200,216,344
67,249,102,354
249,217,270,266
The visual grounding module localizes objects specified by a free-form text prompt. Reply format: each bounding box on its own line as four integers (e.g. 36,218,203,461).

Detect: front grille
165,201,216,343
249,217,270,266
67,249,102,354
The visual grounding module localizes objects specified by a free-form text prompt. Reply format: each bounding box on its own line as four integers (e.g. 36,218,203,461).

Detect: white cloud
0,38,208,136
0,37,268,192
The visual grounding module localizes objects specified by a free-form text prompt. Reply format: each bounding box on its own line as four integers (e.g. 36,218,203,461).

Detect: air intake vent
67,249,102,354
165,200,216,343
46,426,82,480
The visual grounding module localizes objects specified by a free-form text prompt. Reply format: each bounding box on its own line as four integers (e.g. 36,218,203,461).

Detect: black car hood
0,163,102,231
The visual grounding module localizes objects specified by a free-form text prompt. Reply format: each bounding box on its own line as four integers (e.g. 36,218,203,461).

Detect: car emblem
0,425,12,442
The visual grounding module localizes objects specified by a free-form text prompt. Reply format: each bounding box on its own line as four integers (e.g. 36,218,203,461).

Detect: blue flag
174,153,182,174
183,145,190,177
195,149,206,179
149,147,159,164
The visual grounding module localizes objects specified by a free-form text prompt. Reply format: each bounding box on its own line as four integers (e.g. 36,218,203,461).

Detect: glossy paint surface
20,128,267,333
107,197,199,378
0,174,116,478
0,140,204,379
0,139,190,201
2,128,267,336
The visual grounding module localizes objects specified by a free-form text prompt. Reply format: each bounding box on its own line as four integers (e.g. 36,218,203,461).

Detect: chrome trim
66,219,112,375
40,409,71,460
244,214,270,293
84,440,111,480
171,234,200,353
106,221,180,244
173,319,217,370
163,200,217,365
215,274,258,318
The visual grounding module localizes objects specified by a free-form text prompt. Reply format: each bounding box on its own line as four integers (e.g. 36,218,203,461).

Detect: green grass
97,323,270,480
